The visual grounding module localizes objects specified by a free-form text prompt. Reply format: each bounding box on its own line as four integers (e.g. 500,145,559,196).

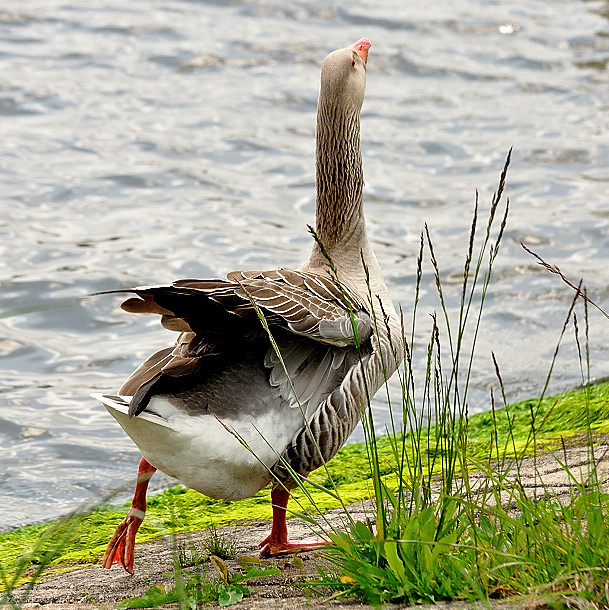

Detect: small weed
175,526,236,570
176,537,207,569
203,526,237,560
117,562,281,609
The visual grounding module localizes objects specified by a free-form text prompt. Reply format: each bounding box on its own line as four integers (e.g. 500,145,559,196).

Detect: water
1,0,608,531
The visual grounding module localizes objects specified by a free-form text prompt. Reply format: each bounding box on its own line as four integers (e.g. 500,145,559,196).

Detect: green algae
2,380,608,591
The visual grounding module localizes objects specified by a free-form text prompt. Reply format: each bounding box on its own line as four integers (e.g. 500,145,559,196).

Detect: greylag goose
93,38,402,574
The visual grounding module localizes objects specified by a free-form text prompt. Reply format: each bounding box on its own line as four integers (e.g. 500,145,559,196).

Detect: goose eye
351,58,356,67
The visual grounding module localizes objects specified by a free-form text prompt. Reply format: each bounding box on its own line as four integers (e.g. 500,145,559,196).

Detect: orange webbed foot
102,509,145,573
258,534,327,557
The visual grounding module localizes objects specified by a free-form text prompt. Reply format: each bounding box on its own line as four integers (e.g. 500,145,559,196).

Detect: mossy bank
2,380,609,591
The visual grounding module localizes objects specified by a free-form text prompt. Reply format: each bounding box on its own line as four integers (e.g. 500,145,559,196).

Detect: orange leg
102,457,156,573
258,487,326,556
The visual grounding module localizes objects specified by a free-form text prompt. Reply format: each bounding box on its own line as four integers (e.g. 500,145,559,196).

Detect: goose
93,38,403,574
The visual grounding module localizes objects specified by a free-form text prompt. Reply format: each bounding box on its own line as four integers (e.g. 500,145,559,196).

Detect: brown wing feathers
121,331,227,417
123,270,368,342
109,269,369,418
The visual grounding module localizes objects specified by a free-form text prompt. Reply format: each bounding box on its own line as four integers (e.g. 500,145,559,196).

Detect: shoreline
3,381,609,607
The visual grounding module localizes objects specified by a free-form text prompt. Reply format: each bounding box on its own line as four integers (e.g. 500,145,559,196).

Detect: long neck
314,97,364,251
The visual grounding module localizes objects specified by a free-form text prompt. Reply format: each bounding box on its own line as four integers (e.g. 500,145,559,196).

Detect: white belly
100,395,306,501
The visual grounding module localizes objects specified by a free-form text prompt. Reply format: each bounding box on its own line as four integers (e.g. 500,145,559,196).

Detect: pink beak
350,38,371,64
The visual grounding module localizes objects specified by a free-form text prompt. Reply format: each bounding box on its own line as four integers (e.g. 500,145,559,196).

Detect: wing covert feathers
116,269,372,347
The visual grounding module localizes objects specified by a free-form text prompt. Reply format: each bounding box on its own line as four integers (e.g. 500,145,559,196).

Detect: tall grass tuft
316,151,609,606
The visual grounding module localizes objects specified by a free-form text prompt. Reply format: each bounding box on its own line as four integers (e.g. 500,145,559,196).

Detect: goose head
319,38,370,114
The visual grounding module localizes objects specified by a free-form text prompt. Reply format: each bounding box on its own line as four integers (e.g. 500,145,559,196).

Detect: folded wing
105,269,372,418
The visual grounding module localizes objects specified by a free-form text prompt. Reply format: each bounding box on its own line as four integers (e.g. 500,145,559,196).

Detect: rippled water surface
1,0,609,530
